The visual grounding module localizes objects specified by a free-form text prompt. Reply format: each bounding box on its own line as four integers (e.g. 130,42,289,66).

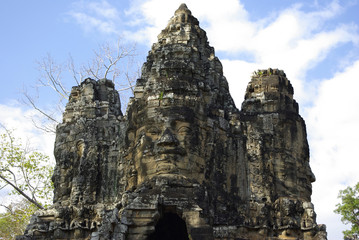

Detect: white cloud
0,102,55,158
87,1,119,19
204,2,357,105
125,0,251,45
221,59,260,107
67,0,120,35
306,59,359,239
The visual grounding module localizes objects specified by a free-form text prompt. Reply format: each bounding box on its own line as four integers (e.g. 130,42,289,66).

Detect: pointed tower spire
155,3,201,46
134,3,237,119
175,3,191,15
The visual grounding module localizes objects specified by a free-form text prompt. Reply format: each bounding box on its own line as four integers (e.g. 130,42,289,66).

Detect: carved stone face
306,208,314,218
131,106,206,184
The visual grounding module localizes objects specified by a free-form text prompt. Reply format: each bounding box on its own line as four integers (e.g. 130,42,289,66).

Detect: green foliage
0,200,37,240
0,128,54,209
334,182,359,239
0,127,54,237
159,91,164,100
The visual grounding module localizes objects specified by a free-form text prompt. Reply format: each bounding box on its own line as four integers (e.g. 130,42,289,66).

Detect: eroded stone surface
18,4,326,240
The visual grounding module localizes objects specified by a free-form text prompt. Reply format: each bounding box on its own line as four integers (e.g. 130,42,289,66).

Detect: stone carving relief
18,4,327,240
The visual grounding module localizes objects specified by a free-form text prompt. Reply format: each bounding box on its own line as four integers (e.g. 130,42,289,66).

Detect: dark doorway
147,212,189,240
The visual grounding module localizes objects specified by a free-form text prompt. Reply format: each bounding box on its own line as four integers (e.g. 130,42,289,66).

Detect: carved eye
177,126,192,135
147,127,160,136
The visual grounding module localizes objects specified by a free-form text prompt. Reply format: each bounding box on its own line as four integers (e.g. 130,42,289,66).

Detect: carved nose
309,171,316,183
157,128,179,146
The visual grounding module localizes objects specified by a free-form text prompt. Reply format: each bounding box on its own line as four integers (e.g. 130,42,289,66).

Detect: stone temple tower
18,4,327,240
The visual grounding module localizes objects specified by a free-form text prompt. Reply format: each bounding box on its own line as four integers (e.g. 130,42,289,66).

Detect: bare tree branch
0,204,12,213
23,38,138,133
68,55,81,85
0,174,43,209
23,92,59,124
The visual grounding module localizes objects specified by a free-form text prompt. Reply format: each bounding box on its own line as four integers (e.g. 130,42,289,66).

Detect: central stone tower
122,4,244,238
19,4,326,240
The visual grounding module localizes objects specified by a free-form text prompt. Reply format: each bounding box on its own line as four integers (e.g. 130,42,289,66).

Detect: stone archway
147,212,189,240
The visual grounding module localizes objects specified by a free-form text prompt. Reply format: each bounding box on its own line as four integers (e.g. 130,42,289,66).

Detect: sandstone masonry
18,4,327,240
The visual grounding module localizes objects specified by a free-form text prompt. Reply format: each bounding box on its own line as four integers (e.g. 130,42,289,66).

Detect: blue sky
1,1,359,239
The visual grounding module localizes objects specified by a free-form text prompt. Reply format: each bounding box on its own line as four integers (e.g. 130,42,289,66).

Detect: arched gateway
147,212,189,240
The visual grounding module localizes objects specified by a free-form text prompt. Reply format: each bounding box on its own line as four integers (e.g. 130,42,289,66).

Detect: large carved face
129,105,206,184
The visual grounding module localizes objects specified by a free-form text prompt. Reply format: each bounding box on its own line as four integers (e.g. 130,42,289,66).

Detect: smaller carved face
306,208,315,218
280,199,295,216
130,107,205,184
76,140,85,158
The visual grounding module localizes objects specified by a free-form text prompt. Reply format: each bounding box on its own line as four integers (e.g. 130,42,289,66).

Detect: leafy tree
334,182,359,240
0,200,37,240
0,125,53,237
0,126,53,209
